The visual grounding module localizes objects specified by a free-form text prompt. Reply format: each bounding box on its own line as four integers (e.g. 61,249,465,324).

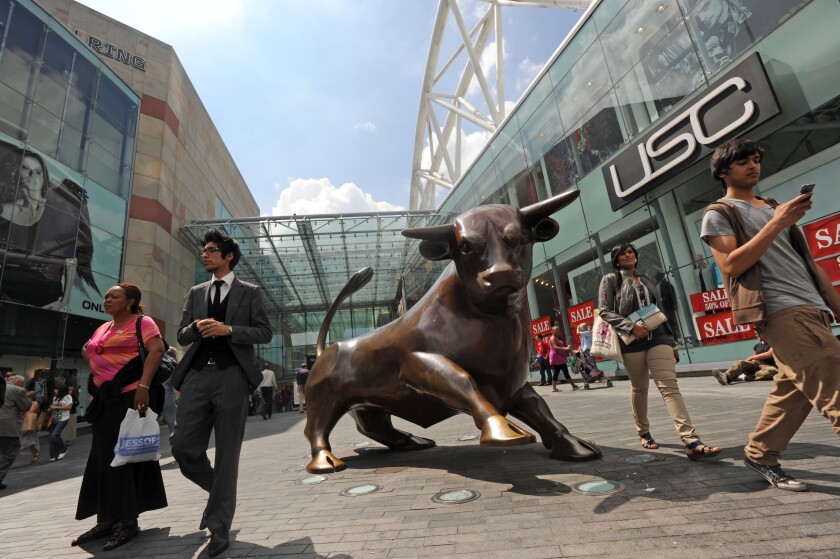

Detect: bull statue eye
459,242,473,255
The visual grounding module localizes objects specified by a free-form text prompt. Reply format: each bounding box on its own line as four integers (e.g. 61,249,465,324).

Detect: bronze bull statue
304,190,601,473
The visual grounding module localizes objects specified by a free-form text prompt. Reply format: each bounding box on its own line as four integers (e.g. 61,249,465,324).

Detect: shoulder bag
136,315,177,384
590,309,623,363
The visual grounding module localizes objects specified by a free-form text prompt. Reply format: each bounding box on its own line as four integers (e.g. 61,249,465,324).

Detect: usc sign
604,53,780,211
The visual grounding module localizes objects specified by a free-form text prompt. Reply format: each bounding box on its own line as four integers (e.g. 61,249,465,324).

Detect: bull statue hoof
306,450,347,473
479,415,536,447
549,433,602,462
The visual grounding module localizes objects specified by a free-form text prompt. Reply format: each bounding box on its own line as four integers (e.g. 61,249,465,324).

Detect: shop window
554,42,612,131
683,0,810,80
568,91,626,175
600,0,684,84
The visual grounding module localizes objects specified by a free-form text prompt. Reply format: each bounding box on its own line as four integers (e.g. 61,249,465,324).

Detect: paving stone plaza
1,377,839,558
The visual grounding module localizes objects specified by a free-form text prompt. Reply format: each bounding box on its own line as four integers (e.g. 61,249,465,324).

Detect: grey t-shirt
700,197,827,317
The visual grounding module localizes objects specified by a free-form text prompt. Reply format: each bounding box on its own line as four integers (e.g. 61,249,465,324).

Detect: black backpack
298,371,309,386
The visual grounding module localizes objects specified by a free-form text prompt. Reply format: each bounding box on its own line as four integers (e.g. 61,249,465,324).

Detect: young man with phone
701,138,840,492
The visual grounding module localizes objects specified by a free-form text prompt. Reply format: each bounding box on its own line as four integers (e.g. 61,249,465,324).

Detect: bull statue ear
532,218,560,242
403,224,455,262
520,190,580,225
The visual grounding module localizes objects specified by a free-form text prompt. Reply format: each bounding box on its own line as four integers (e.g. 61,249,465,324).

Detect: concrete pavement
1,377,838,558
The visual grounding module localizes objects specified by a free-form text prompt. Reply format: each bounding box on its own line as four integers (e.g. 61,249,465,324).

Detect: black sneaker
712,368,730,386
743,457,807,491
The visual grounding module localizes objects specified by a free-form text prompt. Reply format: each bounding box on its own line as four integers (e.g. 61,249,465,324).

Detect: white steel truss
409,0,591,210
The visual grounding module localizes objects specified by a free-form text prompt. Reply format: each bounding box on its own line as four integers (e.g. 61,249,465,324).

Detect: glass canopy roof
182,211,442,315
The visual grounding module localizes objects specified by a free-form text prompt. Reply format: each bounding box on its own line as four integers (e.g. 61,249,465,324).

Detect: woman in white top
48,385,73,461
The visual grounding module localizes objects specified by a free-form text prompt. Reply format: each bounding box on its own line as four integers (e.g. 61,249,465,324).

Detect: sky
75,0,585,216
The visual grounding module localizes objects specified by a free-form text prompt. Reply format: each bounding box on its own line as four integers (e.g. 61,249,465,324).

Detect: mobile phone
799,183,815,195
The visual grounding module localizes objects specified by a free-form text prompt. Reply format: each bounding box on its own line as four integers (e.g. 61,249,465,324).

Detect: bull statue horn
520,190,580,224
401,223,454,241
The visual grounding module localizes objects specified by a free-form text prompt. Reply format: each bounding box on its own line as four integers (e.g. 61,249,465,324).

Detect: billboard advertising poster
0,133,125,319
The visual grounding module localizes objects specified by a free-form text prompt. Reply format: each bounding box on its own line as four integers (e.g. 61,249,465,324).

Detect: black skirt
75,388,168,522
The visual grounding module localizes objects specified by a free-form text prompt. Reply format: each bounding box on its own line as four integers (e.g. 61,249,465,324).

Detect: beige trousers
622,343,698,445
745,306,840,465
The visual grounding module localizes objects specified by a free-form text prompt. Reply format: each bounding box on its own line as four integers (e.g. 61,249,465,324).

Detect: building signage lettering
73,29,146,72
530,316,552,338
603,53,780,211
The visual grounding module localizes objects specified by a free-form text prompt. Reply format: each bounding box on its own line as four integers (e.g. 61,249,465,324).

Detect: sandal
685,440,721,461
102,523,140,551
71,522,116,546
30,453,40,464
640,432,659,450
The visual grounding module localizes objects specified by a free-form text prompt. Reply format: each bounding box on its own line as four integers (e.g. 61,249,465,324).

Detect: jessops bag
111,408,161,467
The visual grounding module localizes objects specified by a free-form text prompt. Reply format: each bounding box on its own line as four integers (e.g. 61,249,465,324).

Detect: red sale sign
689,288,731,313
530,316,551,338
695,311,754,345
816,255,840,284
803,212,840,260
567,300,595,328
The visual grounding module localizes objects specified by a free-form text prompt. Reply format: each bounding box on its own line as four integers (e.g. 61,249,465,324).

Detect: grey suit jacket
0,384,31,438
171,277,272,390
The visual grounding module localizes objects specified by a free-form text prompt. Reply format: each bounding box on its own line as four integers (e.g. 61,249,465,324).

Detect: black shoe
208,531,230,557
0,482,7,490
743,457,807,491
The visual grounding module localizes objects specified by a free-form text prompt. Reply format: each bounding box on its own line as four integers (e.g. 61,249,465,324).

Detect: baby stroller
569,350,613,390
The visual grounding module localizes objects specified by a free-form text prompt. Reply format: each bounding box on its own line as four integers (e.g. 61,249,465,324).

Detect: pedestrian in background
258,363,277,420
1,375,31,490
20,390,40,464
48,385,72,462
296,363,309,413
61,386,80,446
549,326,579,392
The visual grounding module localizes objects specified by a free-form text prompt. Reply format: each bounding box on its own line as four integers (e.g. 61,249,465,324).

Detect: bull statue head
402,190,580,303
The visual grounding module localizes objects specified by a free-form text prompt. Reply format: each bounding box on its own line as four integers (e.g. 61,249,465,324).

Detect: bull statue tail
316,267,374,357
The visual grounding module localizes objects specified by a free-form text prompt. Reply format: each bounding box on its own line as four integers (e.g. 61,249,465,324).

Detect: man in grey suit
171,228,272,557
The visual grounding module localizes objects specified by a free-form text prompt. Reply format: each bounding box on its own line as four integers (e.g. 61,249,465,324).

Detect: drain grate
619,453,665,464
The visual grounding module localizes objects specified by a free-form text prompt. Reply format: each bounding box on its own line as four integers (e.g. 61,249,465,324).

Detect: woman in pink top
549,326,579,392
73,283,168,551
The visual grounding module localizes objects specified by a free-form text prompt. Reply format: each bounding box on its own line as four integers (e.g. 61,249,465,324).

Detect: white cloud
354,121,377,133
271,178,404,216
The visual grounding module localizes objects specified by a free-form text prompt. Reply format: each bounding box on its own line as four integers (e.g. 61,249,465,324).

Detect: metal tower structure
409,0,591,210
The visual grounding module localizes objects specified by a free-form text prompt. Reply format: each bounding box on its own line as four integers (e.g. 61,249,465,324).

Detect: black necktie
212,280,225,312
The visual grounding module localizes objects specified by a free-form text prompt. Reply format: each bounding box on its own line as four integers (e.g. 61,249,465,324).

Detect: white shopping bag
111,408,161,467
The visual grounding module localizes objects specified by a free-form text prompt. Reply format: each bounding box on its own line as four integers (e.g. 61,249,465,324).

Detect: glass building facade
0,0,139,394
406,0,840,369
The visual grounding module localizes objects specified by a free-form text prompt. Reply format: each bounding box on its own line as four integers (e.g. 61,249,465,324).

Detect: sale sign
695,310,754,345
567,300,595,328
689,288,731,313
803,212,840,260
816,255,840,284
530,316,551,338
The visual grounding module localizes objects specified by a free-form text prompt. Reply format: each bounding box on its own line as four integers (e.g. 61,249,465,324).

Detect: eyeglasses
200,247,222,255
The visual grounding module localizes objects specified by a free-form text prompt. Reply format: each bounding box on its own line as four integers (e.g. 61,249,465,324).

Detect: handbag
590,310,623,363
136,315,177,384
111,408,161,466
37,410,53,431
21,411,38,434
617,304,669,345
